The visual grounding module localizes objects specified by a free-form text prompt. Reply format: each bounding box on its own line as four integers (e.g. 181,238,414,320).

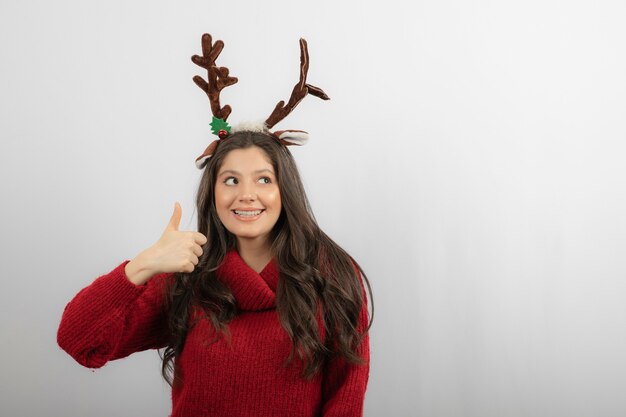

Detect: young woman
57,34,373,417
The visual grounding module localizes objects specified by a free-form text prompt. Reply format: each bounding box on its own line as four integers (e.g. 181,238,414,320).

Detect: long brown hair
159,130,373,386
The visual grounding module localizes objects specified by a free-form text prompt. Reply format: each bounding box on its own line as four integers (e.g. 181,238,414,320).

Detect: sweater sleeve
57,260,172,369
321,269,371,417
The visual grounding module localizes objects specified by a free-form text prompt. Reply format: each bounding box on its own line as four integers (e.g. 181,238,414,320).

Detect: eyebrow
218,169,275,177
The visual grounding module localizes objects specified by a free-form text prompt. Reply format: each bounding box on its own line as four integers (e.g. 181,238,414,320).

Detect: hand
125,202,207,285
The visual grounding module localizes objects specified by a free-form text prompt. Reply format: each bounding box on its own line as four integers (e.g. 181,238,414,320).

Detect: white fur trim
231,120,268,133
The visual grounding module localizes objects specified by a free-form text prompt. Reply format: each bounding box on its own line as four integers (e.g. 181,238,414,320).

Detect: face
215,146,281,249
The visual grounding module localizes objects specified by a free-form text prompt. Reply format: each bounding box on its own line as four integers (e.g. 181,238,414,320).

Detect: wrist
125,250,156,286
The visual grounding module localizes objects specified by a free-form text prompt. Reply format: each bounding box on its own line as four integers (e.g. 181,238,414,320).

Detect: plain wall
1,0,626,416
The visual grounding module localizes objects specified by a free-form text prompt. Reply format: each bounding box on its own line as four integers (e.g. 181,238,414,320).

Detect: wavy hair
159,131,373,387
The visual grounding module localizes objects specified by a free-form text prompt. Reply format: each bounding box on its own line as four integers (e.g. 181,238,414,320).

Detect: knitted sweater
57,249,370,417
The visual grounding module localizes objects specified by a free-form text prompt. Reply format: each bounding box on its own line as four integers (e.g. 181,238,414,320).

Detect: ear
195,140,219,169
195,155,210,169
274,130,309,146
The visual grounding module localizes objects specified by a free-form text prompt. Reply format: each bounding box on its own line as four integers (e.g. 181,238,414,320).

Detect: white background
1,0,626,416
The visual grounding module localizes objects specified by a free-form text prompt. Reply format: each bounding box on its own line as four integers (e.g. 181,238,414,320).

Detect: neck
236,237,273,273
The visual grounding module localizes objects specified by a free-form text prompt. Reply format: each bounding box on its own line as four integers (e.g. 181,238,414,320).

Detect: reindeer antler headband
192,33,330,169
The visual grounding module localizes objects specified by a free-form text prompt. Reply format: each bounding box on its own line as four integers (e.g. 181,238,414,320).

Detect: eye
224,177,238,185
259,177,272,184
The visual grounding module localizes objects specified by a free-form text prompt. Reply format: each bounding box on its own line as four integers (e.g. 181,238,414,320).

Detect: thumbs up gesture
125,202,208,285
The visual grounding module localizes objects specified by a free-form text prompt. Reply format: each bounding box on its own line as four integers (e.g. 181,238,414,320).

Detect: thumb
166,202,182,232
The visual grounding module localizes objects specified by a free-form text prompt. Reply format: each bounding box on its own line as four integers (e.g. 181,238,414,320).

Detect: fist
147,202,208,274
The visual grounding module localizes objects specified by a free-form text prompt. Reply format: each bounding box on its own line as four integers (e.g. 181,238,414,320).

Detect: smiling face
214,146,282,249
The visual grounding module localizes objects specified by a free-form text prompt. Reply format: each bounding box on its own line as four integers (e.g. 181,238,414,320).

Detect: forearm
57,261,169,368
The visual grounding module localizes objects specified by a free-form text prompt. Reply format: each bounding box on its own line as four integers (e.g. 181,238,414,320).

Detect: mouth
231,209,265,221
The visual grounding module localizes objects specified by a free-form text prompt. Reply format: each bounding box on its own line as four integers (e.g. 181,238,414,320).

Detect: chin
236,232,269,240
232,229,272,241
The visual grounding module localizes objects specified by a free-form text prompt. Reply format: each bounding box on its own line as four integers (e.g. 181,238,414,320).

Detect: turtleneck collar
216,249,279,312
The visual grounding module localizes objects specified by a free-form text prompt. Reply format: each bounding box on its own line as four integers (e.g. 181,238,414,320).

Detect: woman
57,34,373,417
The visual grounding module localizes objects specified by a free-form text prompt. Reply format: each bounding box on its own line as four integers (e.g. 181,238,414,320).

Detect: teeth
234,210,262,216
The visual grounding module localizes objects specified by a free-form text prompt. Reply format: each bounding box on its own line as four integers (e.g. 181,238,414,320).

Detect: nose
238,183,257,202
239,193,256,203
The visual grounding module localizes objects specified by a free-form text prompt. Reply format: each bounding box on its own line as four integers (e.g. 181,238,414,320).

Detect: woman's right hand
125,202,208,285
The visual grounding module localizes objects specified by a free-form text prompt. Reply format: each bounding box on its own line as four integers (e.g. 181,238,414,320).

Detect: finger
194,232,208,245
166,202,182,232
183,262,195,273
192,244,203,257
190,254,199,265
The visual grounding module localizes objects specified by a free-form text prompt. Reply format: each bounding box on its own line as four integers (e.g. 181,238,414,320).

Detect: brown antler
191,33,238,121
265,38,330,129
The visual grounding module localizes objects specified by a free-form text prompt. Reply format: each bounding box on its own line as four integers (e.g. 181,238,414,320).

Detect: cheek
214,187,233,210
265,189,281,208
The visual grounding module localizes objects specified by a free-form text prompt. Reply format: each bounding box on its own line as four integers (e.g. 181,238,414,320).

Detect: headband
192,33,330,169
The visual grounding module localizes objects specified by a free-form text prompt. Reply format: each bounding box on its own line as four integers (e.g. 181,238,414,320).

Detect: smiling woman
56,33,373,417
214,146,282,269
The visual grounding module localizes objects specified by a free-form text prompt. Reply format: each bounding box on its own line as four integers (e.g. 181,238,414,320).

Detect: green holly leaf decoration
210,117,231,136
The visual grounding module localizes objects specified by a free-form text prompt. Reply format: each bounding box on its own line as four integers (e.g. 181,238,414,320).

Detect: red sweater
57,249,370,417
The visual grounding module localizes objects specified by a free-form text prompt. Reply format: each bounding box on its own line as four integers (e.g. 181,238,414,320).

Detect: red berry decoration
218,129,228,139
